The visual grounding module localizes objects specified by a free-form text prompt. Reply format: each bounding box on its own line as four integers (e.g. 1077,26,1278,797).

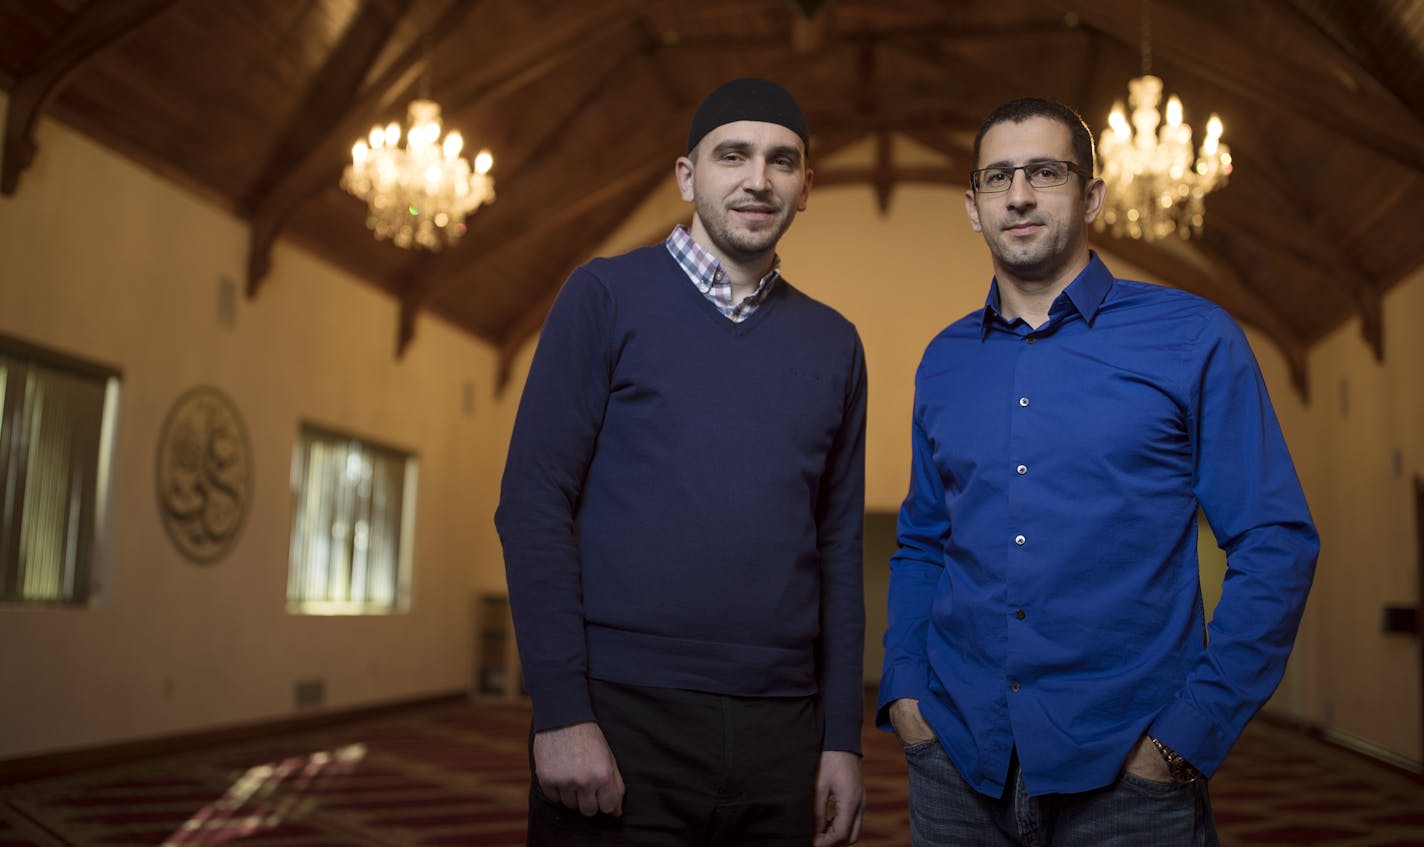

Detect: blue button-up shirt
877,254,1318,797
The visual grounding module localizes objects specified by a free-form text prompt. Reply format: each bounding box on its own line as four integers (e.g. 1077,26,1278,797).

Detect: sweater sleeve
494,268,615,732
816,331,869,754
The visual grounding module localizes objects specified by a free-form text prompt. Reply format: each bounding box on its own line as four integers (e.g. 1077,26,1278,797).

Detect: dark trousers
527,679,822,846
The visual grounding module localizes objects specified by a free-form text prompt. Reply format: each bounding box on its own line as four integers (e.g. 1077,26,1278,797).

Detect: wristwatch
1148,736,1202,784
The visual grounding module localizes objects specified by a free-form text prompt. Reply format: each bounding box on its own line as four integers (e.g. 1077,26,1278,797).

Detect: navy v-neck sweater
496,244,868,753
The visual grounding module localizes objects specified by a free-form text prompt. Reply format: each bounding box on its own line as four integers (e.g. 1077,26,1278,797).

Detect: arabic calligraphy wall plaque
156,385,253,564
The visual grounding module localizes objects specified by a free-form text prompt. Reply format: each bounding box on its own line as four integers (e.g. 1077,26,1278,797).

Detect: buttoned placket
1006,325,1040,703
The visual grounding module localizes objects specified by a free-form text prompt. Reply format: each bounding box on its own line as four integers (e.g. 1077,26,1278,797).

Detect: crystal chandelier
341,99,494,250
1094,3,1232,241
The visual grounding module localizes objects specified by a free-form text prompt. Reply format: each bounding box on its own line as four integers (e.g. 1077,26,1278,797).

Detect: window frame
286,421,418,616
0,331,121,610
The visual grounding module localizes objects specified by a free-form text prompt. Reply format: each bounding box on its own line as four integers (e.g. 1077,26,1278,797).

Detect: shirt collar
979,251,1114,338
665,225,781,296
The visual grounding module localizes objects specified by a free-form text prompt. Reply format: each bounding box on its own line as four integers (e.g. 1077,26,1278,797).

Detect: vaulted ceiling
4,0,1423,396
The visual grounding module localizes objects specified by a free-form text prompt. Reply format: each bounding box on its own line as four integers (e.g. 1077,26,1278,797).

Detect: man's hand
887,698,936,748
532,722,625,816
814,750,864,846
1122,734,1172,783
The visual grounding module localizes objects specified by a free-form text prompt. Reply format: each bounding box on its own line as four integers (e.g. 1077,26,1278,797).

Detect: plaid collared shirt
665,226,779,322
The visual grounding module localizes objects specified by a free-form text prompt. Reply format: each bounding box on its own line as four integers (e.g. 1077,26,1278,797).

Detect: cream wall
1297,266,1424,763
0,102,520,760
3,111,1420,768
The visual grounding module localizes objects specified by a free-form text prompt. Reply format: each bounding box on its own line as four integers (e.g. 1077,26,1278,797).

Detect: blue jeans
905,739,1218,846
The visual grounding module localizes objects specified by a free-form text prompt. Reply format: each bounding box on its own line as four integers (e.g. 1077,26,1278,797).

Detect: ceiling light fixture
340,40,493,251
1095,1,1232,241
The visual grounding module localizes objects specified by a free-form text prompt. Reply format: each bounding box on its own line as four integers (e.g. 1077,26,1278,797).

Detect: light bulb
1108,103,1130,138
444,131,464,160
1165,96,1183,127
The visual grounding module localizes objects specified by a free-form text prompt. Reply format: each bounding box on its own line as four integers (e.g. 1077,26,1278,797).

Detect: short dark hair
972,98,1096,176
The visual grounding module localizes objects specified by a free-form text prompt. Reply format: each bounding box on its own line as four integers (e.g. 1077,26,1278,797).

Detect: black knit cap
686,77,809,154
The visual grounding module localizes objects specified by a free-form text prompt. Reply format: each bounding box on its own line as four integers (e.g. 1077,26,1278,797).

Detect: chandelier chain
1096,0,1233,241
420,28,432,102
1140,0,1151,76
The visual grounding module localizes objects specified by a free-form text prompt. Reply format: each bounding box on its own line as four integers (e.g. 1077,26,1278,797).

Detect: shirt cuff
875,665,929,732
1149,696,1235,778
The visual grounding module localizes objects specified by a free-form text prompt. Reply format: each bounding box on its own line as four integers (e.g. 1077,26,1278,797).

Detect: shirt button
1010,681,1021,692
1026,336,1036,344
1015,609,1026,620
1015,534,1026,546
1016,464,1027,475
1018,397,1030,407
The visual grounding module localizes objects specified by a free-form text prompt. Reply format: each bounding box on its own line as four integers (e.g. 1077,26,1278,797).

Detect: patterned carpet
1,700,1420,846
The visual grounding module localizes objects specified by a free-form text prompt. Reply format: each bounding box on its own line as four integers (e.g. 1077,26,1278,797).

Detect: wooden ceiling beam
1190,232,1312,401
1,0,179,196
438,0,646,115
393,32,658,353
654,20,1077,54
246,0,652,300
245,0,481,298
241,0,411,212
1206,129,1385,360
487,165,673,387
1279,0,1424,120
397,157,670,356
1058,0,1424,174
1207,193,1383,361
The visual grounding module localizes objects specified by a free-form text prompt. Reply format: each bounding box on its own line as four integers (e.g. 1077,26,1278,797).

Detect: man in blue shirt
877,97,1318,845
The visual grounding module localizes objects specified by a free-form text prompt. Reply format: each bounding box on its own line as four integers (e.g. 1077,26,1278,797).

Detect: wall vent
294,678,325,709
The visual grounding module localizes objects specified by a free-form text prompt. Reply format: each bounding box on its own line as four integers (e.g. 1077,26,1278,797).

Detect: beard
988,221,1075,280
693,193,796,263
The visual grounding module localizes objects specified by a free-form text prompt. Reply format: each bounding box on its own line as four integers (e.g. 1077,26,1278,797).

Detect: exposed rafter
398,157,670,356
487,165,673,388
244,0,480,298
1061,0,1424,174
1280,0,1424,120
2,0,1417,405
392,25,658,353
1,0,178,195
242,0,411,212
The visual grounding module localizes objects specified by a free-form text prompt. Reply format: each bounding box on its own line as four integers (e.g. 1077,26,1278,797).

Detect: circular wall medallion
156,385,253,564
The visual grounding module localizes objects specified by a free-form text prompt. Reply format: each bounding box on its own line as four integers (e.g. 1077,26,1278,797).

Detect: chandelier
341,99,494,250
1094,3,1232,241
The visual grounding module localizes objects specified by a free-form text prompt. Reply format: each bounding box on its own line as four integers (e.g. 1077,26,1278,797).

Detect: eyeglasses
970,160,1089,193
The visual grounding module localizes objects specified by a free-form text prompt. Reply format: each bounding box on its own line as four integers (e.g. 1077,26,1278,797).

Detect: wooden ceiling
4,0,1423,395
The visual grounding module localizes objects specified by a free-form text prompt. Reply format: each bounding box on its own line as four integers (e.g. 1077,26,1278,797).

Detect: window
288,425,417,614
0,335,120,606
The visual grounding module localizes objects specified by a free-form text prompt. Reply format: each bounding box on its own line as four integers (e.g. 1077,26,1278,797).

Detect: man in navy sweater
496,78,868,846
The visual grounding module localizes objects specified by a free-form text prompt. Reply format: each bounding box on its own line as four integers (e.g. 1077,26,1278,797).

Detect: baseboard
1254,710,1424,783
0,689,470,786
